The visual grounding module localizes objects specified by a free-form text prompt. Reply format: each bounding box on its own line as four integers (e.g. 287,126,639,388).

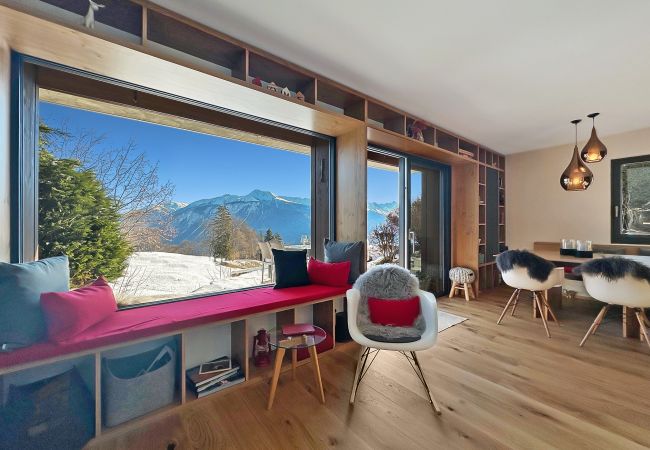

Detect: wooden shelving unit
477,147,506,292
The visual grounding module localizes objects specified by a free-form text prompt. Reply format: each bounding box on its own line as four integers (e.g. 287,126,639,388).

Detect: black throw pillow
323,238,364,283
272,249,310,289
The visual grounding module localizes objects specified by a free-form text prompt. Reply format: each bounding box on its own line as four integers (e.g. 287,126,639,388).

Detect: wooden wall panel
336,126,367,256
451,164,479,290
0,42,9,262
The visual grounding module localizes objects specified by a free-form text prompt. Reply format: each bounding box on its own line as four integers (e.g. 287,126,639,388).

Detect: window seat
0,284,347,371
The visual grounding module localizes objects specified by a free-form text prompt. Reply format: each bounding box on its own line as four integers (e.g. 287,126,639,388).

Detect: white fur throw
353,264,424,342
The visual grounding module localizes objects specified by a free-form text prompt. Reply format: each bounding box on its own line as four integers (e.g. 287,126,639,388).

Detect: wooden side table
266,325,326,410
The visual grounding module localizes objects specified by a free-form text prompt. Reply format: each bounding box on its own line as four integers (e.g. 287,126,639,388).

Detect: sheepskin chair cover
353,264,424,342
574,257,650,283
496,250,555,282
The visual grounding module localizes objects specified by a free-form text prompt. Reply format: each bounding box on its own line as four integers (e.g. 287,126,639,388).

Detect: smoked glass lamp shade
580,125,608,163
560,145,594,191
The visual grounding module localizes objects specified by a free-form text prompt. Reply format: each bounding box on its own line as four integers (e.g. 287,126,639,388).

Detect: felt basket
102,342,176,427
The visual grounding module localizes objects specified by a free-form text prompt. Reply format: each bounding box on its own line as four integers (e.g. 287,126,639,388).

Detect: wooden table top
531,249,593,265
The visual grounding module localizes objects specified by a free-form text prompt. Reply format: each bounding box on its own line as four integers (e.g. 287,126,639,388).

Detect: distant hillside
163,191,396,245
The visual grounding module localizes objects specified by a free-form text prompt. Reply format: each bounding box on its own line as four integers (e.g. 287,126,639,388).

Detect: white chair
496,251,564,338
346,287,441,414
257,241,275,283
578,266,650,350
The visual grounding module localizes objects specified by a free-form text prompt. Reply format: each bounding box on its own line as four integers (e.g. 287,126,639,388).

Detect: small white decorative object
281,87,291,97
84,0,105,29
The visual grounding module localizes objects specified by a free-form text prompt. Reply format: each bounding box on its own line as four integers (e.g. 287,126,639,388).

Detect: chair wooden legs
497,289,519,325
510,289,521,316
409,352,441,415
579,305,610,347
635,310,650,352
349,346,368,404
533,292,551,338
539,291,561,325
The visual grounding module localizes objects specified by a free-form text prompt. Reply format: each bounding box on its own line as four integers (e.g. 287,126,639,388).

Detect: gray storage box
102,342,176,427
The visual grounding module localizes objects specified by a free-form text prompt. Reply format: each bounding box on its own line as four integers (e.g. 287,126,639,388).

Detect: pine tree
38,148,132,286
209,205,234,262
263,228,274,242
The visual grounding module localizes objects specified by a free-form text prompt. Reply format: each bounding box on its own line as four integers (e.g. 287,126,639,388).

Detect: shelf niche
367,101,405,134
248,52,316,103
316,80,365,120
147,9,247,80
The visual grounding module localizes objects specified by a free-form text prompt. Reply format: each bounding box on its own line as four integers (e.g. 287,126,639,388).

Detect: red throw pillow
40,276,117,343
307,257,351,287
367,296,420,327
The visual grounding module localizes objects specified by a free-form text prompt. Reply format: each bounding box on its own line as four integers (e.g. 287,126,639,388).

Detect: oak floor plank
86,287,650,450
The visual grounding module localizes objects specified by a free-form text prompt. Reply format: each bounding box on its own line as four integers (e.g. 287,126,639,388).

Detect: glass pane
38,95,311,308
367,153,400,267
620,160,650,236
409,164,443,293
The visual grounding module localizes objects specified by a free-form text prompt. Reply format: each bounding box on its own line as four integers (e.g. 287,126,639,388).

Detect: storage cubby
436,130,459,153
367,101,405,134
147,9,246,80
248,52,316,103
8,0,142,43
0,355,97,447
100,335,182,429
316,80,365,120
459,139,478,160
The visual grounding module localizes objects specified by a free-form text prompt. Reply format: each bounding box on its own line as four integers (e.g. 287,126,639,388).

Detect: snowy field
111,252,268,306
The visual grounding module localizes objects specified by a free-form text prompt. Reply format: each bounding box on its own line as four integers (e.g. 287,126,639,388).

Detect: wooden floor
87,287,650,450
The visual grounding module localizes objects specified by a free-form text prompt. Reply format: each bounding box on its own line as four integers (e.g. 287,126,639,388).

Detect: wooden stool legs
449,282,475,301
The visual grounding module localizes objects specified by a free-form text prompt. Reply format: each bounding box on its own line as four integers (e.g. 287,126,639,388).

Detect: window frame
11,52,336,307
611,154,650,245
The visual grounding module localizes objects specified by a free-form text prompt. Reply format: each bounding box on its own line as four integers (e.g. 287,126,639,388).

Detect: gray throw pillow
323,239,363,284
0,256,70,348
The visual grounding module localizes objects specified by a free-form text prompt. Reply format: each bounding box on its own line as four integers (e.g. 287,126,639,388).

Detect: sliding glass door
367,148,450,295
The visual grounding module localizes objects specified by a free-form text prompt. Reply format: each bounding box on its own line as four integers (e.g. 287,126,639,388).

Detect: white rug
439,310,467,332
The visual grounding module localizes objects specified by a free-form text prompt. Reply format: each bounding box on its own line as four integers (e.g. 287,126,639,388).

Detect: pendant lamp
580,112,607,163
560,119,593,191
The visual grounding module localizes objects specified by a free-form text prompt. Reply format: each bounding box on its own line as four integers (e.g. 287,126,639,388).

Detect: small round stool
449,267,476,301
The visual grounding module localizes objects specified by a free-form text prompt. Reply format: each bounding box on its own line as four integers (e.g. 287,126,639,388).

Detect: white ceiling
152,0,650,154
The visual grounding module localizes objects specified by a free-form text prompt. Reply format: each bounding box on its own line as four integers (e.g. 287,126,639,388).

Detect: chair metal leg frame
349,347,380,404
579,305,610,347
402,351,442,415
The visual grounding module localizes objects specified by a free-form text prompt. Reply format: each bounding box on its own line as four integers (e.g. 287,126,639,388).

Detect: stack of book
186,356,244,399
458,149,475,159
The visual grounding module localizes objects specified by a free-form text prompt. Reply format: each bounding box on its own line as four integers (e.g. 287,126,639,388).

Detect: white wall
506,127,650,250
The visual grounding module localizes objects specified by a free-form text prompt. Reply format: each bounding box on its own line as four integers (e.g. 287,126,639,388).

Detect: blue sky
40,102,313,203
40,101,399,204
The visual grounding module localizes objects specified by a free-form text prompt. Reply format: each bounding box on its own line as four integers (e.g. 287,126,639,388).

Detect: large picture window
13,61,332,308
612,155,650,244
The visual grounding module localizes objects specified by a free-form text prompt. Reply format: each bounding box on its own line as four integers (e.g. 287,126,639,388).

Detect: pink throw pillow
40,276,117,343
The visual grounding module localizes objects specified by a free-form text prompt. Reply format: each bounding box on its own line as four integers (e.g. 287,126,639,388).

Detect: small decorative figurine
84,0,105,29
295,91,305,101
407,121,425,142
281,87,291,97
252,76,262,86
267,82,280,93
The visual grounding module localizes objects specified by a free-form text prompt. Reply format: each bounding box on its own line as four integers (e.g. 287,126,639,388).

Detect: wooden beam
336,126,367,246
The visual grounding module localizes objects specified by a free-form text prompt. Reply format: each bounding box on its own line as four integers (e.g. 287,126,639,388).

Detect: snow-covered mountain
170,190,311,245
166,190,397,245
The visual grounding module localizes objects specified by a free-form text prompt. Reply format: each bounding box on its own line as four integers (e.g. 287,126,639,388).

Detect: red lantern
253,329,271,367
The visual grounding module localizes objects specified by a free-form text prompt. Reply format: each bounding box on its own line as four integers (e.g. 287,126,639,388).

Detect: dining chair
575,257,650,350
496,250,564,337
347,264,441,414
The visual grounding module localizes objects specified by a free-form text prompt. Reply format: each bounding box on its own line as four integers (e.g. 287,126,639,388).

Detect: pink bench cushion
0,284,347,370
